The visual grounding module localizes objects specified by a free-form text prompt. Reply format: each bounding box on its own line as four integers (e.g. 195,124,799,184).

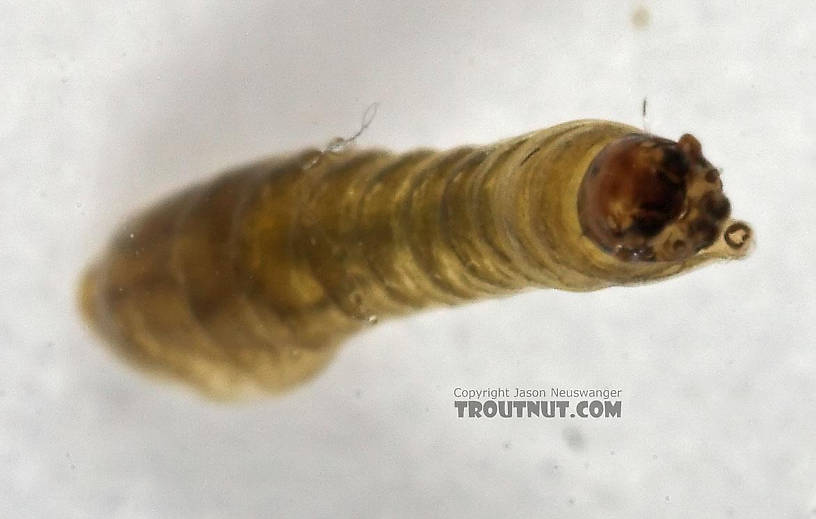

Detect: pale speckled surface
2,2,815,518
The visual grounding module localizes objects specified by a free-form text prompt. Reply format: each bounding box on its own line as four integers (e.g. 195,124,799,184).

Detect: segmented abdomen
80,120,749,397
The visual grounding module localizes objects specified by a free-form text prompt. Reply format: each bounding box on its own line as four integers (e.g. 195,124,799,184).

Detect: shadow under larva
78,119,753,398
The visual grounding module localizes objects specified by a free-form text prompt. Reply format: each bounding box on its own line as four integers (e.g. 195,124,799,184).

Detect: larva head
578,133,752,262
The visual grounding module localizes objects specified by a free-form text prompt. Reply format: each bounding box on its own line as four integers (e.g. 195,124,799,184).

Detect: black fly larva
79,120,752,397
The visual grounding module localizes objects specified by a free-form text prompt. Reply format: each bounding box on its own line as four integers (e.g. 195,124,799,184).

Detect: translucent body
79,120,751,397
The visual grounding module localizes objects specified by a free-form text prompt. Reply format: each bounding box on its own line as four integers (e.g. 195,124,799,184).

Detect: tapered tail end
78,262,104,336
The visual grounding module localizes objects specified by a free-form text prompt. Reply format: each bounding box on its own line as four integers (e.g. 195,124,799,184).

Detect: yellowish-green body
79,120,747,397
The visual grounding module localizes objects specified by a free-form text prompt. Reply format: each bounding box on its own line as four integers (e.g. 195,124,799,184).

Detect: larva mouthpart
577,132,741,262
78,120,753,398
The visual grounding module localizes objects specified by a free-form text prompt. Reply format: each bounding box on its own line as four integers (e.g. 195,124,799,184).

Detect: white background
2,1,814,517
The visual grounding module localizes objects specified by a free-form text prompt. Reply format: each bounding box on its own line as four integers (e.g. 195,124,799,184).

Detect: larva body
80,120,751,397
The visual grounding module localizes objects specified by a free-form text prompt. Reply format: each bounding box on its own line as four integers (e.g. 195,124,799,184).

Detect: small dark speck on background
632,5,650,29
562,426,585,450
65,452,76,471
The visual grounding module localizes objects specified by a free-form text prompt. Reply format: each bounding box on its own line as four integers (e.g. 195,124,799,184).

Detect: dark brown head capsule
578,133,733,262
